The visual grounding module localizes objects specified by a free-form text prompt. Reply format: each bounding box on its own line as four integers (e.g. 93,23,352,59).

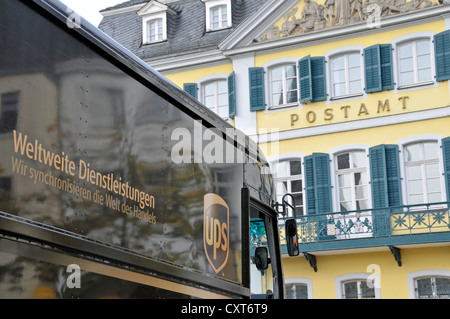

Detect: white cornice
145,49,230,72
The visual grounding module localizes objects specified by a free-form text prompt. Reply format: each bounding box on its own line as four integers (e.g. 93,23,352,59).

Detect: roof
98,0,268,61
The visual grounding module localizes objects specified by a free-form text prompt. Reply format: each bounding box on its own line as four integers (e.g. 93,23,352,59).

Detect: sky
59,0,129,26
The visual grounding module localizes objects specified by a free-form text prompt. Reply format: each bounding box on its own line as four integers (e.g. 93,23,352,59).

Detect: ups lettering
205,215,228,260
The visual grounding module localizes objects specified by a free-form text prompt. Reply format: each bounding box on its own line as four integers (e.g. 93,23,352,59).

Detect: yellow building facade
100,0,450,298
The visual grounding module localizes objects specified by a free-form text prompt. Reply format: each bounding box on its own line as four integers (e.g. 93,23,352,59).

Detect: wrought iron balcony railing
277,201,450,253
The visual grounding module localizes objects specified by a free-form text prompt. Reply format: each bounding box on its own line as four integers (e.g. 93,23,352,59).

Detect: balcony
278,201,450,256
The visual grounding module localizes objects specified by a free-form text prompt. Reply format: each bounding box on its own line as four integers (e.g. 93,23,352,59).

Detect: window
138,2,173,45
331,52,362,98
415,277,450,299
407,270,450,299
202,80,228,119
273,159,303,216
336,151,369,211
269,64,298,108
286,283,308,299
336,273,380,299
285,278,312,299
147,19,163,43
211,5,228,30
1,92,19,133
342,280,376,299
404,141,443,205
203,0,231,32
397,39,432,87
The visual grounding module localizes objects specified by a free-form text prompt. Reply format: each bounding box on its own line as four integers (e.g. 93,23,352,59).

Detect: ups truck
0,0,286,299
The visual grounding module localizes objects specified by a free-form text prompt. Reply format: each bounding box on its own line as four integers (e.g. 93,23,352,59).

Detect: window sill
267,102,299,111
394,80,438,94
330,92,364,101
205,26,232,33
142,39,167,46
397,81,435,90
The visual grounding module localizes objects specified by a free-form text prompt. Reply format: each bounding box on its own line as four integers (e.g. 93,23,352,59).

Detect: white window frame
335,273,381,299
139,1,173,45
263,57,300,112
210,5,228,30
285,278,313,299
197,74,229,120
268,64,298,109
329,144,372,213
203,0,232,32
407,269,450,299
391,32,438,93
325,46,366,102
146,18,164,43
269,153,306,217
397,135,447,207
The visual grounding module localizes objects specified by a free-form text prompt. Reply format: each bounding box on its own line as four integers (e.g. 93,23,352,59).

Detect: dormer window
147,18,163,43
203,0,232,32
211,5,228,30
138,1,176,45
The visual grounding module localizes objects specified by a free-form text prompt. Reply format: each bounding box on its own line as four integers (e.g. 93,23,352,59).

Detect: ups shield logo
204,194,229,274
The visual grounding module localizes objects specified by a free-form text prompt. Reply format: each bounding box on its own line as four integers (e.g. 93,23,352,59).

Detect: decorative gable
256,0,439,43
138,1,177,45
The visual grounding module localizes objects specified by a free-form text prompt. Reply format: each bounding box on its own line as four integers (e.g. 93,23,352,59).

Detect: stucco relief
256,0,438,41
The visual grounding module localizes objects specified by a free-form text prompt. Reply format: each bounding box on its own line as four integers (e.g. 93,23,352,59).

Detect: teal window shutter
304,156,316,214
311,57,327,102
380,44,394,91
183,83,198,99
369,144,402,208
314,153,332,214
434,30,450,82
369,144,401,237
442,137,450,202
364,44,393,93
304,153,332,214
364,45,382,93
228,72,236,118
385,145,402,207
369,145,388,208
249,67,265,111
299,56,312,103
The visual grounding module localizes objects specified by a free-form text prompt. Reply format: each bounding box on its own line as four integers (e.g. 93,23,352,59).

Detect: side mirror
285,218,299,256
254,247,269,270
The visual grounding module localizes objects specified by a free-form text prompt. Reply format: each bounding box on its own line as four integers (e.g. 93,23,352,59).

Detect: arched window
335,150,369,212
415,276,450,299
397,38,432,87
269,64,298,108
272,159,304,216
407,270,450,299
400,138,445,205
330,52,363,98
202,79,229,119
